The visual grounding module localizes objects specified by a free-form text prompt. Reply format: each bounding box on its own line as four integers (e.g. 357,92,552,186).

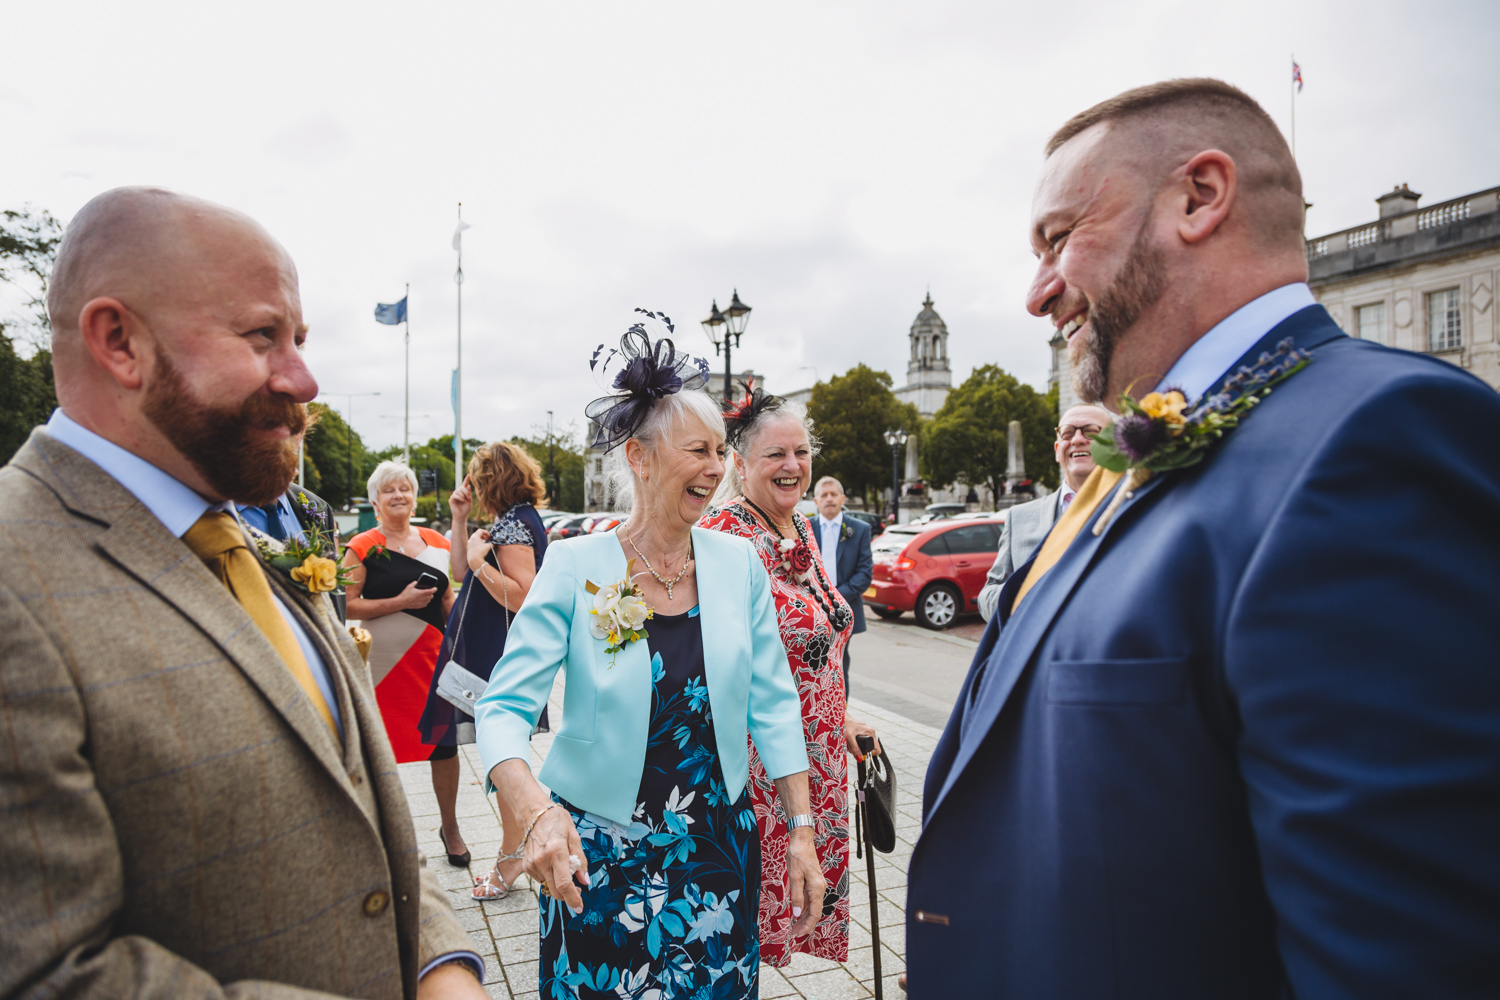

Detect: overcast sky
6,0,1498,452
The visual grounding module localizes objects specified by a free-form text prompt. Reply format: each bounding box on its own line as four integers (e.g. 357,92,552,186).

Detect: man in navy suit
810,475,873,697
905,78,1500,998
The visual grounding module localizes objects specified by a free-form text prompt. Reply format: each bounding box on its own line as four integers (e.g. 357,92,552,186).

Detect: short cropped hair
814,476,843,494
469,442,548,516
367,460,419,506
1046,78,1304,249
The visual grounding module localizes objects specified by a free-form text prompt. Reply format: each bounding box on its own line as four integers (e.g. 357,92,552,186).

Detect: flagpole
455,203,464,486
1290,53,1296,160
403,282,410,467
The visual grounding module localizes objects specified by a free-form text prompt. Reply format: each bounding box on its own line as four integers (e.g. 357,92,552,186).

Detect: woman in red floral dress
699,386,882,968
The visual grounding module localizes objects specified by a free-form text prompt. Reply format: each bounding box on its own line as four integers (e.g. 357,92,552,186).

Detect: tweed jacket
0,430,471,999
976,489,1065,622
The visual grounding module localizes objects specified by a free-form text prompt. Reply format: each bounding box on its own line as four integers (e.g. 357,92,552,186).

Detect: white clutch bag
436,659,489,713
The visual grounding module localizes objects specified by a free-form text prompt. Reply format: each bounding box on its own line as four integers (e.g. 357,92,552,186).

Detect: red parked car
863,515,1006,630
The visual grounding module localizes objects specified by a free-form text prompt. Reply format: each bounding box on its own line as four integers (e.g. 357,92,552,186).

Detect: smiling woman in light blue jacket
474,319,822,999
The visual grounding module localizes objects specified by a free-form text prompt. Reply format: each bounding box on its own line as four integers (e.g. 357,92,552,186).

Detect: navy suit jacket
906,306,1500,998
811,512,873,634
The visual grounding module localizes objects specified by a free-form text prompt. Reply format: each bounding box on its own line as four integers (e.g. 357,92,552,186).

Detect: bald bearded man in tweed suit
0,188,484,999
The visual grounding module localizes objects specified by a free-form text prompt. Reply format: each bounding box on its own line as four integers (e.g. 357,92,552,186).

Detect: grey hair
813,475,843,494
713,404,820,505
367,460,419,506
605,390,728,515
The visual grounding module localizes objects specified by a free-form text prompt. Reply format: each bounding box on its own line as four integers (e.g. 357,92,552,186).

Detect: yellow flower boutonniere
291,554,340,593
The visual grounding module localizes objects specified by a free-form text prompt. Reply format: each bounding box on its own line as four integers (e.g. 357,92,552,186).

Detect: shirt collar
46,409,212,538
1156,283,1316,402
818,512,843,529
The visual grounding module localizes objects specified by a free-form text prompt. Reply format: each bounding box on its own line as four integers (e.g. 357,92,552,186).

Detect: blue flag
374,297,407,325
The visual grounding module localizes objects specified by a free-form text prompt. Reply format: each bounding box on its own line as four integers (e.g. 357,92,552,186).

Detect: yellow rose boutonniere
291,554,340,593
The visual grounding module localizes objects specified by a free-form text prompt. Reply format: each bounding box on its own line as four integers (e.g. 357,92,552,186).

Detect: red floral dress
698,502,854,966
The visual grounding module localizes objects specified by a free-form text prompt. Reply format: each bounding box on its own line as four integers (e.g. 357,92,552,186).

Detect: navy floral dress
539,606,762,999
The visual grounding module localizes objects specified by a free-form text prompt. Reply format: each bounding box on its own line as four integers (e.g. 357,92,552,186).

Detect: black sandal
438,827,471,867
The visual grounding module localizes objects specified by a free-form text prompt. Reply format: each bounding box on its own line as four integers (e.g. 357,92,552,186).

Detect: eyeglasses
1055,423,1103,441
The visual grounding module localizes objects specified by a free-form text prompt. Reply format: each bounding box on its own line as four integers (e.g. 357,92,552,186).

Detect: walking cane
856,734,884,1000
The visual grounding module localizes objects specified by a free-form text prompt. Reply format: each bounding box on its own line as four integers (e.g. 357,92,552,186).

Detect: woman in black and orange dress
342,461,461,834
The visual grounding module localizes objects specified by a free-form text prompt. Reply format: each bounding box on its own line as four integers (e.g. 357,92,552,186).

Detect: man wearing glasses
977,403,1111,621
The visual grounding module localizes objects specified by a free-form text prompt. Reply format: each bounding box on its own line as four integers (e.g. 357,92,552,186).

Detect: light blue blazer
475,526,809,827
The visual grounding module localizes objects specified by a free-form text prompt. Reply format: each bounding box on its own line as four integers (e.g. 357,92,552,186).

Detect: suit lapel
926,305,1347,822
17,433,354,792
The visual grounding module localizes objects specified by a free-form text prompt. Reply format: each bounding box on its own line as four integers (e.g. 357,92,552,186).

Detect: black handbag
855,737,897,855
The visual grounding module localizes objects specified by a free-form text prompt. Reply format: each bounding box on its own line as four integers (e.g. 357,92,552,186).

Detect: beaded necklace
737,498,853,634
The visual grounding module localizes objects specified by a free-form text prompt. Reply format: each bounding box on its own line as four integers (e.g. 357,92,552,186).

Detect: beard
1070,219,1168,404
142,353,308,505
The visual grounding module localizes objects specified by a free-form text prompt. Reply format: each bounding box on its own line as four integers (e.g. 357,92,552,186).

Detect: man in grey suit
977,403,1111,621
0,188,484,998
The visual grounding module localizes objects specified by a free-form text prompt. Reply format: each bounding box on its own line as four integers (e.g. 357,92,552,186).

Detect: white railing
1418,201,1470,230
1306,185,1498,259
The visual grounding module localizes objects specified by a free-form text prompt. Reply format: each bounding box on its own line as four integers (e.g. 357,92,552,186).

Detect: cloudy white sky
6,0,1498,451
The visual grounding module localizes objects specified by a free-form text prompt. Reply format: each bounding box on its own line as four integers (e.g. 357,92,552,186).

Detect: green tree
509,427,585,512
0,206,63,344
805,364,920,510
303,403,369,509
0,327,58,463
922,364,1058,501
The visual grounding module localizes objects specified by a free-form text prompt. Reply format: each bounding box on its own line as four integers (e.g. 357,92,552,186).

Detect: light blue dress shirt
1157,283,1317,401
818,513,842,588
45,410,343,736
237,496,306,543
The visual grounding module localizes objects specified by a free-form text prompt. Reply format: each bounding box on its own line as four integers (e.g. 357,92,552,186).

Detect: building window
1427,288,1462,352
594,458,603,474
1356,302,1387,346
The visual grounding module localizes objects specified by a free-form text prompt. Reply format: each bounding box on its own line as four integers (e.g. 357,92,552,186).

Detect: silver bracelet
787,813,815,831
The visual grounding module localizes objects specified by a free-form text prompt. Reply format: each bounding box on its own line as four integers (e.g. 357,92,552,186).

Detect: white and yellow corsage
585,559,653,666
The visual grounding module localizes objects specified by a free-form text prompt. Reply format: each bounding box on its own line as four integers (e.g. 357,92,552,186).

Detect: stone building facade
1306,183,1500,392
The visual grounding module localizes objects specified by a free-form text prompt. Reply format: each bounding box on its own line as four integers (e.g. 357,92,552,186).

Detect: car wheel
915,584,961,630
874,607,903,620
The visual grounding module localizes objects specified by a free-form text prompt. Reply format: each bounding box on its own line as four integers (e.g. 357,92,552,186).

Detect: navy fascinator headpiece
586,309,712,452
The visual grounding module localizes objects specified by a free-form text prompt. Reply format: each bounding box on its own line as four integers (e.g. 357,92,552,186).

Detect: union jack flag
1292,61,1304,92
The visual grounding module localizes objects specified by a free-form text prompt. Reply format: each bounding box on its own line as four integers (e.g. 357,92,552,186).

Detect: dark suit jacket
906,306,1500,998
285,485,346,621
810,512,873,634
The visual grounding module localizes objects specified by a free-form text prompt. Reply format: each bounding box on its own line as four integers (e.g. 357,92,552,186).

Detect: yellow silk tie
1009,466,1125,614
183,511,339,738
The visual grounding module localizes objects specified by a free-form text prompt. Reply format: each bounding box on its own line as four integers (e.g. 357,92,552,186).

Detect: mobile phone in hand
416,571,443,591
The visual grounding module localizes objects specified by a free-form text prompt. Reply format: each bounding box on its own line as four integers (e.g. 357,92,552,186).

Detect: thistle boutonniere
585,559,653,667
840,520,854,543
292,490,323,524
248,525,352,598
1088,337,1312,535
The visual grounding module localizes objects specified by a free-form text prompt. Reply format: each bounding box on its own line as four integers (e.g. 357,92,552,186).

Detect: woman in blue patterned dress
418,442,550,885
476,320,823,999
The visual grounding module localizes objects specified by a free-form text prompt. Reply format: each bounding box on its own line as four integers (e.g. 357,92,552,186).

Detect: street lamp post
318,391,380,509
883,428,908,523
701,289,752,402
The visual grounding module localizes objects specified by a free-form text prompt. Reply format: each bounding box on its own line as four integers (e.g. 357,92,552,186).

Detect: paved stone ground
398,687,941,999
